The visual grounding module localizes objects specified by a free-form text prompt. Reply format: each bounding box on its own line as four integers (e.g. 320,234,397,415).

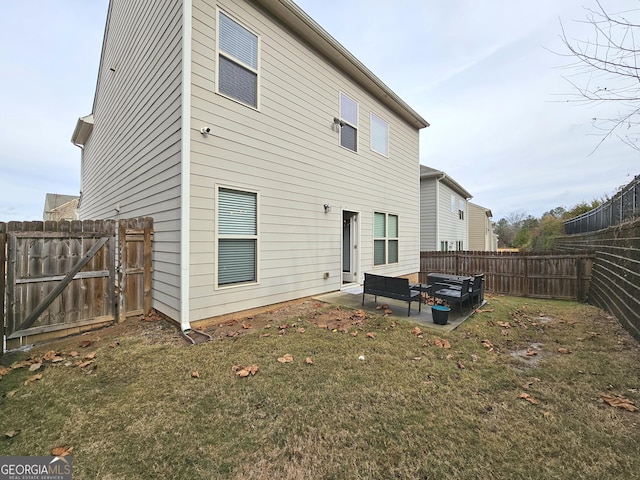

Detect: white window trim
370,112,389,157
214,184,261,290
373,211,399,266
339,91,358,153
215,8,261,110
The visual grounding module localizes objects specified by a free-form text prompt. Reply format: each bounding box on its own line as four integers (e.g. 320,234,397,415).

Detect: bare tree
559,1,640,151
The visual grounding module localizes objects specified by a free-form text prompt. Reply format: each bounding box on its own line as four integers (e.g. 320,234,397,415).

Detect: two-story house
419,165,471,251
71,0,429,331
468,203,497,251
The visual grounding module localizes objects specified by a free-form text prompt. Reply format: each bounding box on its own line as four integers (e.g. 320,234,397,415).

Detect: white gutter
179,0,193,332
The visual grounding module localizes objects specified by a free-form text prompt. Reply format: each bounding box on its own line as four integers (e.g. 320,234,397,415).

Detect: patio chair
433,278,471,313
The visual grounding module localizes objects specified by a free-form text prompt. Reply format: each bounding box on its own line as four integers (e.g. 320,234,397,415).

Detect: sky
0,0,638,222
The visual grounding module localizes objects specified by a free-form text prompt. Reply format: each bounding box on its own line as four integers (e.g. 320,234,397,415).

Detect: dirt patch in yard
6,299,360,358
200,300,370,340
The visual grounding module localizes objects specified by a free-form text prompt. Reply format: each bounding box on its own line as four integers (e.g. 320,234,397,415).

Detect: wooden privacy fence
419,251,595,301
1,218,153,353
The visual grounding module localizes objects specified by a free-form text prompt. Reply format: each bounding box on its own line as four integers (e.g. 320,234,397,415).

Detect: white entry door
342,211,359,283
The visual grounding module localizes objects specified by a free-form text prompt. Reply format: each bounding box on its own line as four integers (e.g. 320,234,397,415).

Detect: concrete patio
314,286,484,333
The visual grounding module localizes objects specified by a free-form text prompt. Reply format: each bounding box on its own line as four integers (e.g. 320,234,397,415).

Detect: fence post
576,253,583,302
143,218,152,315
118,220,127,323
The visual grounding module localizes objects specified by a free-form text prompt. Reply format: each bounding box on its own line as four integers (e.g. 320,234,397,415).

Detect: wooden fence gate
1,218,153,353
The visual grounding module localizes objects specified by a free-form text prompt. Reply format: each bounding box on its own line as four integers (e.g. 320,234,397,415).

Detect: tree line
494,199,603,251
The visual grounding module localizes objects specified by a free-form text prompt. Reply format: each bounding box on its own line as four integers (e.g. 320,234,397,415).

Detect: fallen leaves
191,371,200,379
557,348,572,354
305,357,314,365
601,395,638,412
481,339,494,350
434,338,451,349
79,340,92,348
52,446,74,457
411,326,422,336
366,332,376,339
24,373,43,386
277,354,294,363
29,363,42,372
232,364,259,377
518,392,539,405
5,430,20,439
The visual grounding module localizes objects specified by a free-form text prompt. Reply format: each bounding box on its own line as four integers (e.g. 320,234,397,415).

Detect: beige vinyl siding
468,203,495,251
437,183,467,250
468,203,486,251
188,0,421,320
420,179,437,251
78,0,184,319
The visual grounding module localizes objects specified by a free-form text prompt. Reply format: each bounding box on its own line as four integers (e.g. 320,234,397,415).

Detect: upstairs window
339,93,358,152
374,212,398,265
218,11,259,108
370,113,389,156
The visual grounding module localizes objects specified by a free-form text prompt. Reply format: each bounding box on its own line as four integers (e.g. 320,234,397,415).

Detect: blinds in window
388,214,398,238
219,188,256,235
340,124,357,151
388,240,398,263
370,113,388,156
218,188,257,285
219,12,258,69
374,212,386,238
219,56,258,107
374,240,386,265
340,93,358,125
219,239,256,285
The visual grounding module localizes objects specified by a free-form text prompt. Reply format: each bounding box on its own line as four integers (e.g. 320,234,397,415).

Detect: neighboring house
71,0,429,331
419,165,471,251
43,194,79,221
468,203,497,251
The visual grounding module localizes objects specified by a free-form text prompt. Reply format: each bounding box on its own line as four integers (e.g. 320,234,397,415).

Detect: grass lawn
1,295,639,479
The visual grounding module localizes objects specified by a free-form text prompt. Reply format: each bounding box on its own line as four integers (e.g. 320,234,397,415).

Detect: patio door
342,211,359,283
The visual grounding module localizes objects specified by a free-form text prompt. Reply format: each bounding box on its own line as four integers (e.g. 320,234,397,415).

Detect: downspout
72,143,84,210
179,0,193,332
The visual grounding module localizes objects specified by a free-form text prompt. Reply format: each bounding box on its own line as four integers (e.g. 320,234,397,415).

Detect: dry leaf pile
601,395,638,412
